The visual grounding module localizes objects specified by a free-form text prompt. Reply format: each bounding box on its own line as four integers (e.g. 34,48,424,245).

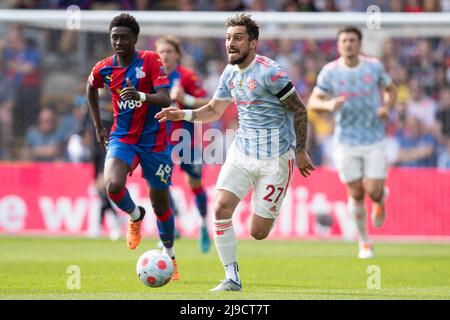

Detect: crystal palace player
156,14,315,291
86,13,179,279
155,36,211,253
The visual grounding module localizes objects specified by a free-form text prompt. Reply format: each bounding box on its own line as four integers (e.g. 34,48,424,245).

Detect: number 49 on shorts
156,164,171,184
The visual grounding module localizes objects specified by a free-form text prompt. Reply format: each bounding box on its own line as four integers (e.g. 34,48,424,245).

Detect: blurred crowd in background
0,0,449,169
2,0,450,12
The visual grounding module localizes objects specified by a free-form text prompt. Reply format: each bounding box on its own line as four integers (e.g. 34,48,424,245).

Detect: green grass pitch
1,236,450,300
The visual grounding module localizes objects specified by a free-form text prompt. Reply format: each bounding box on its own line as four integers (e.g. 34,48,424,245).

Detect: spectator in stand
298,0,318,11
23,108,65,162
13,0,45,8
441,0,450,11
436,88,450,140
350,0,390,12
0,39,15,160
411,39,439,95
246,0,269,11
274,39,298,71
423,0,441,11
178,0,195,10
389,0,404,11
405,79,437,131
3,26,42,139
320,0,339,12
54,0,93,9
404,0,424,12
59,94,88,146
212,0,245,11
91,0,134,10
395,116,438,167
281,0,299,11
389,65,410,104
432,65,448,98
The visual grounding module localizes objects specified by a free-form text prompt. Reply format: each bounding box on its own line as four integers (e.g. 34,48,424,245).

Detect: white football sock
225,262,240,284
163,246,175,258
214,218,239,282
348,197,368,243
129,206,141,221
201,217,207,228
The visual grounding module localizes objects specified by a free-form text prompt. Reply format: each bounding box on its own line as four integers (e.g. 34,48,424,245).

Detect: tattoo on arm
280,92,308,153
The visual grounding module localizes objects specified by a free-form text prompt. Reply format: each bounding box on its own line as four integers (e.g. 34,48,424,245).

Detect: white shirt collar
338,55,361,71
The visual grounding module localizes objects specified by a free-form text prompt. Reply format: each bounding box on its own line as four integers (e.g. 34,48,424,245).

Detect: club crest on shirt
247,79,257,91
135,67,146,79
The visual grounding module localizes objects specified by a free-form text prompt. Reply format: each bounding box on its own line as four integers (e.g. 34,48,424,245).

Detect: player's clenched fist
377,105,390,121
328,95,347,112
155,106,185,123
120,78,140,101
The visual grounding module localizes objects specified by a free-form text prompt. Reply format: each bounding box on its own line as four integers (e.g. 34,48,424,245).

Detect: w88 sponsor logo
118,100,143,110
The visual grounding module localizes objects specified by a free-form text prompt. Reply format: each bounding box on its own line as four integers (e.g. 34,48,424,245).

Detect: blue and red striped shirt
89,50,170,152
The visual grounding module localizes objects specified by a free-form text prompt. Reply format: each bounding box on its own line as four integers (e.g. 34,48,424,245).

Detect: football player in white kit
156,13,314,291
308,26,397,259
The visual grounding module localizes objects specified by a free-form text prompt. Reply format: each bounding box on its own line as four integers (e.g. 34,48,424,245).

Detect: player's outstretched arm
86,81,108,152
155,98,231,123
307,90,346,112
280,91,315,178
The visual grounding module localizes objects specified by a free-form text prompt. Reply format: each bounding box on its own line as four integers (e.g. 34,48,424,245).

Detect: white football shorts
215,141,295,219
332,139,388,184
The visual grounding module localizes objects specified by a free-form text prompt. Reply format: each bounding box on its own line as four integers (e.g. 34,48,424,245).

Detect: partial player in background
156,14,314,291
308,26,397,259
86,13,180,279
155,35,211,253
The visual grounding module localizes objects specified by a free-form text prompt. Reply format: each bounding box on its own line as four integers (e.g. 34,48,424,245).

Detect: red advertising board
0,163,449,240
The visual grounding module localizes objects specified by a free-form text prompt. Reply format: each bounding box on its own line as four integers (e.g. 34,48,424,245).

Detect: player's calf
371,187,389,229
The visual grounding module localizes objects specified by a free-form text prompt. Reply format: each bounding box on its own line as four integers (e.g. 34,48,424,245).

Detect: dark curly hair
109,13,140,36
226,13,259,41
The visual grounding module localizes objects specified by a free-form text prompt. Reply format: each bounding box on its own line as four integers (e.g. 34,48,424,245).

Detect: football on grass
136,250,173,287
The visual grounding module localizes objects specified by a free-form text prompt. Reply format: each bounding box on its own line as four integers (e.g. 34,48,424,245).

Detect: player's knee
367,187,383,203
188,177,202,190
152,203,169,216
213,199,233,220
250,229,269,240
105,180,124,195
349,189,365,201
